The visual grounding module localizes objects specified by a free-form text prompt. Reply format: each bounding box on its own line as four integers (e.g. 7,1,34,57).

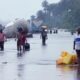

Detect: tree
31,15,36,20
4,19,28,38
42,0,48,13
37,10,45,20
36,0,80,30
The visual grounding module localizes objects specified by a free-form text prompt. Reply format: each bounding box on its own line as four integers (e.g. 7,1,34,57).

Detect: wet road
0,32,79,80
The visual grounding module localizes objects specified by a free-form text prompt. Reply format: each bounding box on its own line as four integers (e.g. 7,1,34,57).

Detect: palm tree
42,0,48,14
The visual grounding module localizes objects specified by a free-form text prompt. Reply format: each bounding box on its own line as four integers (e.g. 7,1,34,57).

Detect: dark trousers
42,37,46,45
0,41,4,51
76,50,80,64
17,40,25,51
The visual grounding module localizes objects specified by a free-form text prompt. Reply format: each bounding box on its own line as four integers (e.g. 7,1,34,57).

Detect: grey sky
0,0,60,21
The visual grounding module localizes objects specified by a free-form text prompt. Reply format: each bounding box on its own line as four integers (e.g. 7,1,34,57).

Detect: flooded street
0,32,79,80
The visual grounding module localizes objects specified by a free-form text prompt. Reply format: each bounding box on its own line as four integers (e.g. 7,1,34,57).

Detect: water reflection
56,65,80,80
41,44,47,48
77,65,80,80
17,52,23,57
56,65,78,72
0,34,76,80
0,51,4,56
17,64,24,80
17,51,26,57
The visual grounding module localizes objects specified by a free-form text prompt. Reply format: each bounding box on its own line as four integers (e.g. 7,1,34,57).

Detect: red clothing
17,32,26,45
0,33,5,42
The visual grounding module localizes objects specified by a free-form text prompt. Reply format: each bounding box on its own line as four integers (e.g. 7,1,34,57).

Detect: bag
24,43,30,51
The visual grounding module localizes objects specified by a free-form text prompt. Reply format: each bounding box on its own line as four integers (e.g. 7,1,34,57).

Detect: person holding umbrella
40,26,48,45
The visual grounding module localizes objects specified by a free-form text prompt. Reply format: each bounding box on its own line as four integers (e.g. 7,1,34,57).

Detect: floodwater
0,31,79,80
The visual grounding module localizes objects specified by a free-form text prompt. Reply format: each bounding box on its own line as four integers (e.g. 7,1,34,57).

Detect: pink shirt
0,33,5,42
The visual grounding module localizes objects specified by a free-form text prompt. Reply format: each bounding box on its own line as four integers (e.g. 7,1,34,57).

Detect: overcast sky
0,0,61,21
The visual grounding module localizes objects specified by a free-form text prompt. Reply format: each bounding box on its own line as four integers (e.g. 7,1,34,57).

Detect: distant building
31,19,43,33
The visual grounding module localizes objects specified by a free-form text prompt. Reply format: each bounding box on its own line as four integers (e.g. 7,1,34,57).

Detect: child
73,27,80,64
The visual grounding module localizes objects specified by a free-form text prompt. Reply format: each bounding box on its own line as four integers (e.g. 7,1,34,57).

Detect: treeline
36,0,80,32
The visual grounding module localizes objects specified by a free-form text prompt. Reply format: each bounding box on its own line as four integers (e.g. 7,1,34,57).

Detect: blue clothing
74,35,80,50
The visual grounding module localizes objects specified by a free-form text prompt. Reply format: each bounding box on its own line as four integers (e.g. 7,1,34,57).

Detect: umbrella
41,26,47,29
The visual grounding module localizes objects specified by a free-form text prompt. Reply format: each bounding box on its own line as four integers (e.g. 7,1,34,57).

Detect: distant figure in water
17,28,26,52
73,27,80,64
41,28,48,45
50,29,52,34
0,29,6,51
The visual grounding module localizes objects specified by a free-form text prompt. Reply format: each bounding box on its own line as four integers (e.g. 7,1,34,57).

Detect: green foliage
36,0,80,31
37,10,45,20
